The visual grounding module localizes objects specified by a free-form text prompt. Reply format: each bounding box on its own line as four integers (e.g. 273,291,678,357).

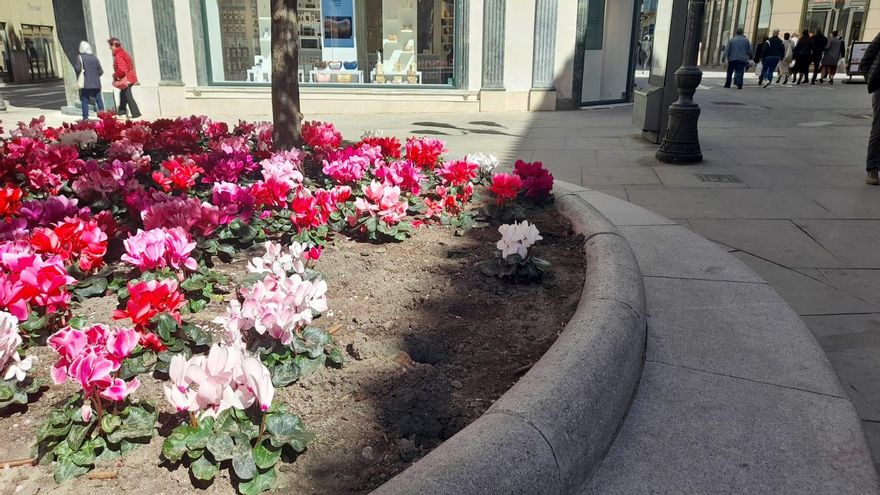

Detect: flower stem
256,412,267,444
92,395,105,425
189,411,199,429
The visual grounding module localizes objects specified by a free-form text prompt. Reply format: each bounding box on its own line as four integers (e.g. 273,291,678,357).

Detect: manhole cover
695,173,742,183
712,101,746,106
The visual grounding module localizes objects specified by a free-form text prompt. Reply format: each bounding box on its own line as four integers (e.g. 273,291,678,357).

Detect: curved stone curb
372,187,647,495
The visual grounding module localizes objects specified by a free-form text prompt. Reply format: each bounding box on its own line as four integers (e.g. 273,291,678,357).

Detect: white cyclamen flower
496,221,543,259
247,240,307,277
468,152,500,174
0,310,30,382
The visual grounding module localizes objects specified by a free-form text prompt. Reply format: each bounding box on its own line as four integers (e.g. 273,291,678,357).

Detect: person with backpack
859,32,880,185
108,37,141,119
73,41,104,120
761,30,785,88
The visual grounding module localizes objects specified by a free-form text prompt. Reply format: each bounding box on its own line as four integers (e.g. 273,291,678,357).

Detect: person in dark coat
859,32,880,185
73,41,104,120
754,36,769,85
793,30,813,85
761,30,785,88
811,29,828,84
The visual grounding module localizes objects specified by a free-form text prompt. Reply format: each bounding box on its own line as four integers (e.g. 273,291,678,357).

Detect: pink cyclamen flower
121,227,198,272
242,356,274,412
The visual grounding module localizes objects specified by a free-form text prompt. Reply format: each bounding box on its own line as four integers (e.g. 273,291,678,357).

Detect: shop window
19,24,56,79
753,0,772,43
203,0,456,86
803,0,866,41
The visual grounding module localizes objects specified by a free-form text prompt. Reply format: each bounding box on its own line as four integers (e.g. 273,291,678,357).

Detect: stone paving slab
625,188,735,219
689,219,842,268
732,252,878,315
794,220,880,269
644,277,843,397
582,361,878,495
803,314,880,423
712,188,833,219
618,224,765,283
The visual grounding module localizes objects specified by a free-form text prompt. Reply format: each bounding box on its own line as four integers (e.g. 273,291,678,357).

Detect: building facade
1,0,65,82
688,0,877,66
53,0,641,117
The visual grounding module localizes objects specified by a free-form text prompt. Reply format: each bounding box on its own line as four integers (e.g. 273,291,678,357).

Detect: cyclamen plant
0,311,39,410
161,343,313,495
216,240,341,387
37,323,157,482
480,220,552,282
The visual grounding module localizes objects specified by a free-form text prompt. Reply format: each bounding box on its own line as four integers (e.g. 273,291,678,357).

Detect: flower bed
0,114,584,494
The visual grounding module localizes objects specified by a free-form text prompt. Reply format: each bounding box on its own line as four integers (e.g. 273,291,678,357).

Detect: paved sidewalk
5,72,880,473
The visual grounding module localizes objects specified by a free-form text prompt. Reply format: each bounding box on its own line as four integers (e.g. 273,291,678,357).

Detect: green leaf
217,243,237,257
252,441,281,470
100,413,122,434
66,423,91,452
106,405,156,444
265,412,314,451
54,458,90,483
364,216,378,234
154,314,179,342
162,425,191,463
118,350,157,379
270,361,301,388
190,456,219,481
297,328,331,359
68,440,97,467
293,354,325,378
67,316,88,330
182,324,213,346
20,315,48,333
0,381,13,401
206,431,235,461
187,416,214,450
36,411,72,443
326,346,344,365
74,276,108,299
237,467,277,495
180,276,207,292
231,441,258,480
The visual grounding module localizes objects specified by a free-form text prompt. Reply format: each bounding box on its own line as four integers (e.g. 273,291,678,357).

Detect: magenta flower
121,227,197,272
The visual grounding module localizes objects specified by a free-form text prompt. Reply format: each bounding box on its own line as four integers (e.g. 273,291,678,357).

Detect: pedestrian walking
821,31,845,84
755,36,769,85
724,28,753,90
811,29,828,84
777,32,794,84
793,30,813,85
761,30,785,88
72,41,104,121
859,32,880,185
108,37,141,119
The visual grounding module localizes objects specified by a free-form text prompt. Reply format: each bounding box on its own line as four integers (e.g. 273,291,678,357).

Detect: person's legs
117,87,128,116
125,87,141,118
725,61,734,88
95,90,105,112
734,61,746,88
763,57,779,86
867,91,880,184
812,59,822,83
80,89,89,120
828,65,837,84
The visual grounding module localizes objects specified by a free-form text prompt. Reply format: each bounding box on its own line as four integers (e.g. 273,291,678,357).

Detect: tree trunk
271,0,302,150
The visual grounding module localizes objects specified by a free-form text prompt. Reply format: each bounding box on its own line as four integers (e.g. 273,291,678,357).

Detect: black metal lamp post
656,0,706,164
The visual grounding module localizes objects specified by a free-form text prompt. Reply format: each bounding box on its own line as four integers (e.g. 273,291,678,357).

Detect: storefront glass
20,24,56,79
754,0,772,43
203,0,456,86
804,0,866,42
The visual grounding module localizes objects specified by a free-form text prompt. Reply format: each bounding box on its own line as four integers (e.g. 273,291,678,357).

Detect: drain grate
695,173,742,183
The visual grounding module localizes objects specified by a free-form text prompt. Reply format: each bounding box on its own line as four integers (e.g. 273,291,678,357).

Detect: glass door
580,0,638,104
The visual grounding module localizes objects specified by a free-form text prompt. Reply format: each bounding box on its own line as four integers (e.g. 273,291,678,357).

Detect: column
531,0,558,89
152,0,183,83
105,0,134,50
481,0,505,89
189,0,208,86
453,0,470,88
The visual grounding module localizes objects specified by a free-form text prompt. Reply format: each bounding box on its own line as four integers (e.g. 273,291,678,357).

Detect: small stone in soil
362,446,374,460
450,380,463,389
397,438,418,462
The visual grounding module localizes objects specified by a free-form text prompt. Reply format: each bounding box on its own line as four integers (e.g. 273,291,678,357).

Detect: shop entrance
803,0,866,42
578,0,638,105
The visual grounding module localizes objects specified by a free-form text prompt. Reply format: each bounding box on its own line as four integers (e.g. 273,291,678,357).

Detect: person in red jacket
108,37,141,119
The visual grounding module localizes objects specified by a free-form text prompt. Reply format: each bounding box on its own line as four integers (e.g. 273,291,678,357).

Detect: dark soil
0,204,585,495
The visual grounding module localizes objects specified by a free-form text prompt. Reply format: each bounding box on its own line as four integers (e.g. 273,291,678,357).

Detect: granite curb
371,183,648,494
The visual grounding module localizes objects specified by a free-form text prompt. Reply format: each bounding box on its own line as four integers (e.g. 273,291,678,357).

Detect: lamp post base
656,102,703,164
